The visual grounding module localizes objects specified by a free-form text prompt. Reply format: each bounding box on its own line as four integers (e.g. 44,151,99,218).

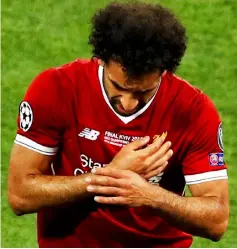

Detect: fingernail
94,196,99,201
161,131,167,140
91,169,96,173
85,177,91,183
87,185,94,191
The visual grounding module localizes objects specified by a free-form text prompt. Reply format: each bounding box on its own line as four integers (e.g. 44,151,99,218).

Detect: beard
110,97,146,116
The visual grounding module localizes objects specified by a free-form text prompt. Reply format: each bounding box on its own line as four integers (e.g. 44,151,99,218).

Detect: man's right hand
107,135,173,179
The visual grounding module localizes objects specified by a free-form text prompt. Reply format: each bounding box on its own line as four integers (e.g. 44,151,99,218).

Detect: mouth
115,104,138,116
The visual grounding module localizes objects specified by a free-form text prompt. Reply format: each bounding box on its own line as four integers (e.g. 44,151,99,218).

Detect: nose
120,93,139,112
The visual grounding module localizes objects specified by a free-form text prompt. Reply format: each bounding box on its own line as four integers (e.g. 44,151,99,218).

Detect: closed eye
110,79,156,94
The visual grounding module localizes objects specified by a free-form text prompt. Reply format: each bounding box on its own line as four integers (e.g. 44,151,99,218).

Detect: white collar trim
98,65,161,124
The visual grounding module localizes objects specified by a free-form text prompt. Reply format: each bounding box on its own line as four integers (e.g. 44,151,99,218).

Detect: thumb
127,136,150,150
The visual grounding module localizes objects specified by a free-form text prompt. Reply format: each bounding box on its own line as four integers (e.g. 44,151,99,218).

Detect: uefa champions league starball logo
19,101,33,132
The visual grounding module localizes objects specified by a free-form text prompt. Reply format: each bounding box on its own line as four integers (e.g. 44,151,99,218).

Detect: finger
94,196,127,205
146,142,172,166
85,175,129,188
145,149,173,173
140,136,166,156
126,136,150,151
143,162,168,180
153,131,167,142
87,185,126,196
91,167,131,179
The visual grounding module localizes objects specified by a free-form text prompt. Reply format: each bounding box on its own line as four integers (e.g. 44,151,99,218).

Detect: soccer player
8,2,229,248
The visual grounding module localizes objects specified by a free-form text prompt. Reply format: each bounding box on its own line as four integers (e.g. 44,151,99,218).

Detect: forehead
106,61,161,90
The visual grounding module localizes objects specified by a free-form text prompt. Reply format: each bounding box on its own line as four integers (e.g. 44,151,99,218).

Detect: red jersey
15,59,227,248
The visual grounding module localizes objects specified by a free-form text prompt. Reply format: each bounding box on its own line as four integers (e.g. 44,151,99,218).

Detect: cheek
103,79,120,99
107,86,121,99
108,90,121,101
141,92,156,103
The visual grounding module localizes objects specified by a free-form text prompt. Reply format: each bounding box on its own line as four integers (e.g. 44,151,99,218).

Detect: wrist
142,183,162,208
105,162,116,169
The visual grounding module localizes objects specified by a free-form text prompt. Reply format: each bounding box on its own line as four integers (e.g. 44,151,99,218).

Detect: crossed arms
8,135,229,241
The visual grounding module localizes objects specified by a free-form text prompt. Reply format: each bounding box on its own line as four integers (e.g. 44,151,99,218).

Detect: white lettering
105,131,118,138
148,172,164,185
131,136,143,141
74,168,87,175
119,135,130,141
78,154,107,174
80,154,88,167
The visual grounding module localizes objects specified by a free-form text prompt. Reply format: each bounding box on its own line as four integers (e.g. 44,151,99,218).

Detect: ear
98,59,105,67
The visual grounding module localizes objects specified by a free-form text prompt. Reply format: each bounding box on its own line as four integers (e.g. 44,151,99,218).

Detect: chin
115,109,137,116
118,112,134,117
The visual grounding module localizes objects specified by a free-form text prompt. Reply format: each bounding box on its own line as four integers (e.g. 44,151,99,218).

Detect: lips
116,104,137,115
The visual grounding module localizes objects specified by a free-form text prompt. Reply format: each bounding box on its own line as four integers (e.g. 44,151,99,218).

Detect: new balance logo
78,128,100,141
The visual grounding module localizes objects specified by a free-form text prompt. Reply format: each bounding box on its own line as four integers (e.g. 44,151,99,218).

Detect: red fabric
16,58,226,247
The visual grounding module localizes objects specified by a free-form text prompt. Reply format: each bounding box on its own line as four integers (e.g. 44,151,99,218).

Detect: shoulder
52,58,99,86
165,72,219,117
27,58,99,98
166,72,203,101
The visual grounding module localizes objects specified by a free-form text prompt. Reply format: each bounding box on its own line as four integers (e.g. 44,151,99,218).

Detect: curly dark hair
89,1,187,78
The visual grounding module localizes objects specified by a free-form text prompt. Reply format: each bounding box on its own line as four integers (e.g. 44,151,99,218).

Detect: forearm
9,173,93,215
145,186,228,241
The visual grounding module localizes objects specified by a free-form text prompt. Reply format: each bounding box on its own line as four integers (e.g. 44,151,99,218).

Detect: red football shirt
15,58,227,247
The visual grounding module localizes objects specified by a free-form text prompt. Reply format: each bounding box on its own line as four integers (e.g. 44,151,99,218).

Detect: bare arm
8,144,93,215
8,136,172,215
147,179,229,241
85,167,229,241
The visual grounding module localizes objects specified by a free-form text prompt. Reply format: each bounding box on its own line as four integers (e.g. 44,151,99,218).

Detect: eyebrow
109,78,157,93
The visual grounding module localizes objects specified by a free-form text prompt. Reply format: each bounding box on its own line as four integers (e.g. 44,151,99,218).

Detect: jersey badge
19,101,33,132
209,152,224,166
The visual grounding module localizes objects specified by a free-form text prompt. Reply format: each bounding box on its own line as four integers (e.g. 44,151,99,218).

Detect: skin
85,167,229,241
8,120,172,214
8,60,228,242
100,59,162,116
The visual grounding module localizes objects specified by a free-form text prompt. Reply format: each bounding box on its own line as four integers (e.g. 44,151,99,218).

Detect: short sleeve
15,69,67,156
182,95,228,185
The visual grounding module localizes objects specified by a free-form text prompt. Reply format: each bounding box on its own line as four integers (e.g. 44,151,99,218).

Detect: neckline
98,65,162,124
